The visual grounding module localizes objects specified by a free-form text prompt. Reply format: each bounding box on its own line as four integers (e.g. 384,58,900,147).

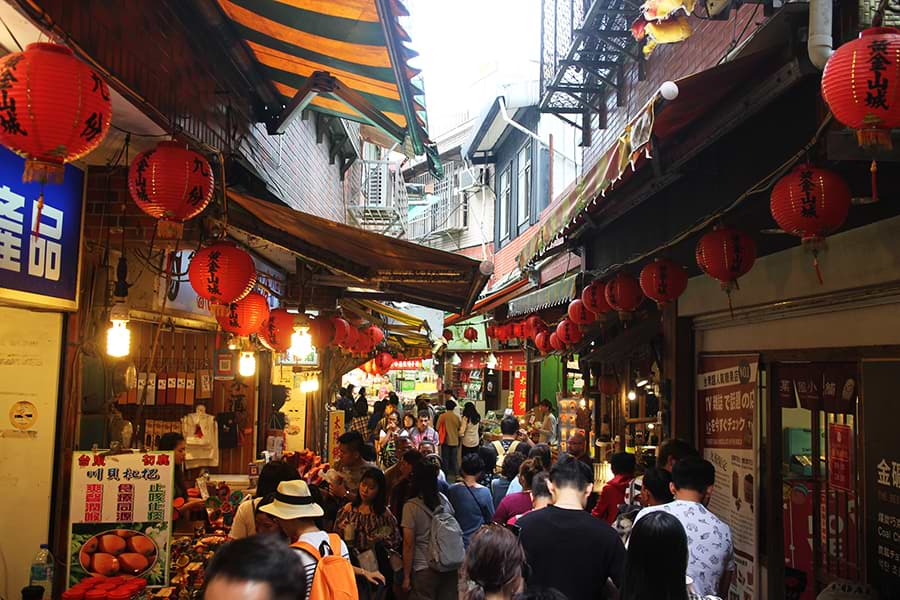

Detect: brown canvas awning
227,191,488,313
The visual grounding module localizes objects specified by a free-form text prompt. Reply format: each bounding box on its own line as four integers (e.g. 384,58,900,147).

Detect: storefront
0,146,85,598
682,215,900,598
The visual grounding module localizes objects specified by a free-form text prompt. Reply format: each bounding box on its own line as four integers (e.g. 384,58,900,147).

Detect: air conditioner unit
366,163,390,207
457,167,479,192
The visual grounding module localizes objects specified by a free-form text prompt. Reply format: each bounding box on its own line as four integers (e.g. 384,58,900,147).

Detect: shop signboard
697,353,759,600
829,423,853,492
67,450,174,587
0,146,84,310
328,410,346,463
861,360,900,598
512,367,527,415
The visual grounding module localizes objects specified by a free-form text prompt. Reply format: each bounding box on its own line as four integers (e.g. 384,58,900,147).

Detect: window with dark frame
499,165,511,241
517,142,531,226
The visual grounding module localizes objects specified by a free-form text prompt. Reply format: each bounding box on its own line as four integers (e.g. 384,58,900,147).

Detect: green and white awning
507,274,578,317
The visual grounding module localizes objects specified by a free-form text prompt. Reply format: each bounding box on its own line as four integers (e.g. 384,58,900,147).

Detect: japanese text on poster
697,354,759,600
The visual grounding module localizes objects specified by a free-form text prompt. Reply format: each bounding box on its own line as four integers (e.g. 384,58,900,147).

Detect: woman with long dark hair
335,468,401,597
158,432,205,517
401,462,460,599
462,525,526,600
460,402,482,457
620,511,695,600
351,395,371,437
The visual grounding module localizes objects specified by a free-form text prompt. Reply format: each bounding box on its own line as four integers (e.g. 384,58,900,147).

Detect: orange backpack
291,533,359,600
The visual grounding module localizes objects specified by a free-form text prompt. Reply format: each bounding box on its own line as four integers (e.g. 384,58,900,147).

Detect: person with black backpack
401,462,464,600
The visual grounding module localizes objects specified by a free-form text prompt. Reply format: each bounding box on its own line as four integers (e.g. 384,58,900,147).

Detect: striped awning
507,274,578,317
216,0,440,174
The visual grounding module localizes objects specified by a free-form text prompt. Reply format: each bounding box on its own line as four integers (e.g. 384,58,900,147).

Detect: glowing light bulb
290,326,313,356
451,353,462,366
300,378,320,393
637,379,649,388
107,319,130,357
627,390,637,401
239,351,256,377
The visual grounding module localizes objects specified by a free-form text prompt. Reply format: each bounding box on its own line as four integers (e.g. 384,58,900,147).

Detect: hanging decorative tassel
31,187,44,239
870,159,879,203
812,251,824,286
726,289,735,319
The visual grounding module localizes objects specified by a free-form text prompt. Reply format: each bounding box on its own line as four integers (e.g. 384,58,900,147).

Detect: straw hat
258,480,324,520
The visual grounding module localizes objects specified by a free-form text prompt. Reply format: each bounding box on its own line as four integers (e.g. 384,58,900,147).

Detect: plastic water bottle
28,544,53,600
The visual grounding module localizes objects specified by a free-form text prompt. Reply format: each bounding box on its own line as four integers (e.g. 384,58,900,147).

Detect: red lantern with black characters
535,331,552,353
512,322,526,340
464,326,478,342
188,242,256,305
549,332,564,352
216,292,269,337
495,324,509,342
605,273,644,320
375,352,394,373
258,308,294,352
331,317,351,347
364,325,385,347
770,165,851,284
639,259,688,308
525,315,547,340
567,299,596,325
696,226,757,314
128,141,214,222
556,319,582,345
822,27,900,201
443,328,454,342
486,324,496,338
598,374,619,396
0,43,111,185
582,280,611,315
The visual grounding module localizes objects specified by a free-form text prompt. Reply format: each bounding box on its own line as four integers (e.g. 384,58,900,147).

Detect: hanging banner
327,410,346,464
512,367,528,415
67,450,174,588
697,353,759,600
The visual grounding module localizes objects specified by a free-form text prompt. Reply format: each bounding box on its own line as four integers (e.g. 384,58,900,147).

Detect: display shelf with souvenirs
558,396,594,453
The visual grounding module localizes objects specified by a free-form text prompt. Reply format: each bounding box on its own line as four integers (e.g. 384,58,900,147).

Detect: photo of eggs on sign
68,523,170,587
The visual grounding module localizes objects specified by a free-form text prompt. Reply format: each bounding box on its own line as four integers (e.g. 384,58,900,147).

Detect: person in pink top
507,472,552,526
493,459,542,524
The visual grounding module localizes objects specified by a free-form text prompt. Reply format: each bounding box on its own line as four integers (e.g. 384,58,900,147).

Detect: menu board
697,354,759,600
67,451,174,587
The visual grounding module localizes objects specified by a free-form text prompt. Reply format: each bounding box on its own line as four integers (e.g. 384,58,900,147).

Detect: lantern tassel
871,160,879,203
727,290,734,319
812,250,824,286
31,188,44,239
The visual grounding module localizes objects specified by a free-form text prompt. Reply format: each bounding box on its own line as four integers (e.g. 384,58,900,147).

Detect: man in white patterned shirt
632,457,735,598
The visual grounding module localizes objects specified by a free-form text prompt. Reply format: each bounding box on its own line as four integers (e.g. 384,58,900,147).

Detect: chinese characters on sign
697,354,759,600
513,368,527,415
0,146,83,309
829,423,853,492
329,411,346,464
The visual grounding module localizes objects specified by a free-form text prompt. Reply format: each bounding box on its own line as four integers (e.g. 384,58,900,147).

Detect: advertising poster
697,353,759,600
67,451,174,587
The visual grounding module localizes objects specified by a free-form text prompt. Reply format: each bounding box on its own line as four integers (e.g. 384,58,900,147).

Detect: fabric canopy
342,299,432,351
444,278,531,326
226,190,488,314
216,0,440,173
507,274,578,317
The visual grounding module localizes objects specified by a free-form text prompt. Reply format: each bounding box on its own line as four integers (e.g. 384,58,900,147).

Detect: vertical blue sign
0,145,84,309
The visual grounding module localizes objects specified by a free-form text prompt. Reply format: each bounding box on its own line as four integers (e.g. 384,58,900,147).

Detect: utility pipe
808,0,834,70
497,97,573,162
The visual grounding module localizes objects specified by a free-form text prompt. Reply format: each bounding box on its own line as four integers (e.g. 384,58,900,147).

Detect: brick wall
583,6,767,170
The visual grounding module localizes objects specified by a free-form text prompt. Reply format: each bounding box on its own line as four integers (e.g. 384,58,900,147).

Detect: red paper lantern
534,331,552,353
258,308,295,352
342,327,360,351
464,326,478,342
128,141,214,222
696,226,756,287
605,273,644,319
598,375,619,396
496,324,509,342
486,324,496,338
770,165,851,284
582,280,611,315
556,319,582,345
375,352,394,373
567,299,596,325
309,316,332,349
443,328,454,341
0,43,111,184
525,315,547,339
512,322,526,339
216,292,269,337
639,259,688,308
364,325,385,347
331,317,351,347
822,28,900,141
188,242,256,305
549,332,565,352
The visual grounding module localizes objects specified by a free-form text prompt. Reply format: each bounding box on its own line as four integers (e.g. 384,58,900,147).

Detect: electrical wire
585,112,834,279
110,123,171,139
718,4,761,65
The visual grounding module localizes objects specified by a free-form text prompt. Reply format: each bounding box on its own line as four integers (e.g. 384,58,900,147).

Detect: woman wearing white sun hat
259,480,384,599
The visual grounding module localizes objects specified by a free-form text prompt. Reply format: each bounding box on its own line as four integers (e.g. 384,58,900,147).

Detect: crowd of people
202,392,734,600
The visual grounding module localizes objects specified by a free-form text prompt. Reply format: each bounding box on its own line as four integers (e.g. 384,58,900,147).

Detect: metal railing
406,160,471,241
